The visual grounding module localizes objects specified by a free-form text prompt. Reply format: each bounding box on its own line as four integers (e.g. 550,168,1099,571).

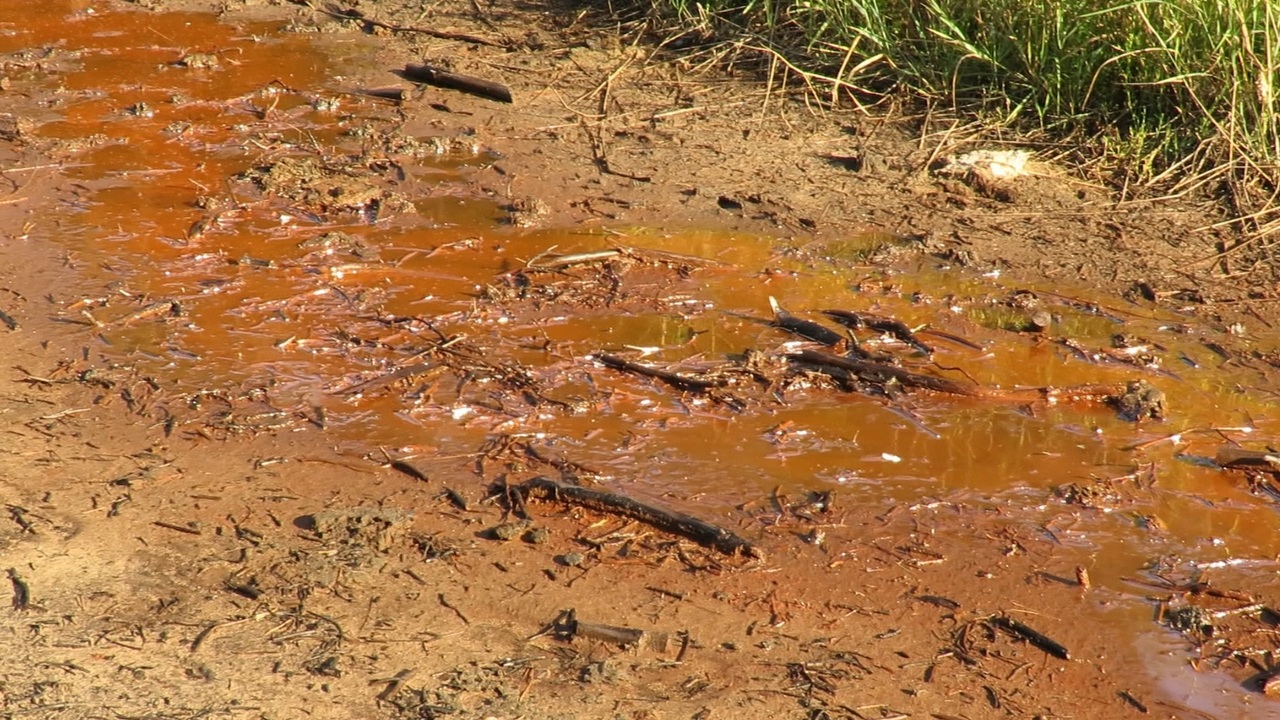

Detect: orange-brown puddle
6,2,1280,716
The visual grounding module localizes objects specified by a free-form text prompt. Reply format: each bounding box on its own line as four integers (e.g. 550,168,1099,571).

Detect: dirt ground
3,1,1280,719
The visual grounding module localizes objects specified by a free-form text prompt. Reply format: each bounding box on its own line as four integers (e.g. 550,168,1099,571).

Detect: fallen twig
153,520,202,536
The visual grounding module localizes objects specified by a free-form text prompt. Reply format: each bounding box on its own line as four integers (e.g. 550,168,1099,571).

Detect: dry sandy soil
2,1,1280,719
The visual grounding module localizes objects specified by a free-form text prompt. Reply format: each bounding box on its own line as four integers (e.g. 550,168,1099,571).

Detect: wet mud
3,1,1280,719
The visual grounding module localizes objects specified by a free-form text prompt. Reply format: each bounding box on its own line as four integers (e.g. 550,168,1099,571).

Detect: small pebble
489,521,528,541
1075,565,1091,589
1266,673,1280,697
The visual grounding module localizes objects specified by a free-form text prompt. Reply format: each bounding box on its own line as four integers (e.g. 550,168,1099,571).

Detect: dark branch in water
769,297,845,347
594,353,723,393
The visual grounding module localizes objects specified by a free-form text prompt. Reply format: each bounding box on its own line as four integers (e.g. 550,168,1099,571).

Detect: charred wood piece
989,614,1070,660
400,63,512,103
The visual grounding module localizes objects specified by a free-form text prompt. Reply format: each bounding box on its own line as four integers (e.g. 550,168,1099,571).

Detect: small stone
580,659,622,684
310,507,410,552
505,196,550,227
312,96,340,113
1112,380,1167,421
178,53,219,69
559,551,585,567
1075,566,1091,589
523,526,549,544
1029,309,1053,332
489,521,529,541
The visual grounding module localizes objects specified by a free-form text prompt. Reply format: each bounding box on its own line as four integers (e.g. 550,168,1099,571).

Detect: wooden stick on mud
348,87,406,103
515,476,763,559
989,614,1070,660
400,63,513,104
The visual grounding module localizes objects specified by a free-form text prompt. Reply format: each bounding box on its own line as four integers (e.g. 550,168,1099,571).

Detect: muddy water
6,2,1280,715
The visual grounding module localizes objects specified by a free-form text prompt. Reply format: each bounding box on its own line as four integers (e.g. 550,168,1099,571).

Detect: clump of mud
242,154,415,218
310,506,411,552
0,114,35,141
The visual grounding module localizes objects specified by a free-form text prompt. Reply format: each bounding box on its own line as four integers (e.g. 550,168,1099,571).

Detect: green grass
650,0,1280,195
